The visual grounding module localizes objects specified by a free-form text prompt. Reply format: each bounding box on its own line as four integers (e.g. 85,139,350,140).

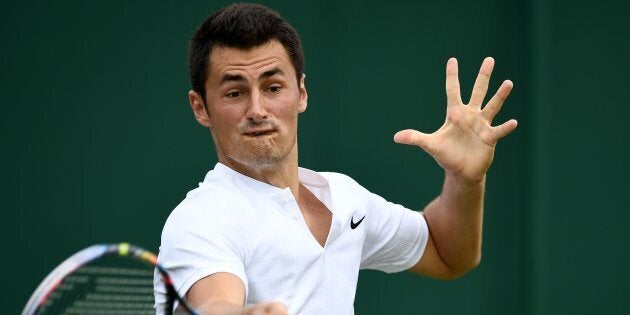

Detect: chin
247,153,287,168
229,148,287,169
224,138,297,169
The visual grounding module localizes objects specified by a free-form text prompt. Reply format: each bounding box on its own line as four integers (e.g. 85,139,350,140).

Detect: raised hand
394,57,517,182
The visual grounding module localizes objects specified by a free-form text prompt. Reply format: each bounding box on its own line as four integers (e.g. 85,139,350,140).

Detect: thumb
393,129,430,148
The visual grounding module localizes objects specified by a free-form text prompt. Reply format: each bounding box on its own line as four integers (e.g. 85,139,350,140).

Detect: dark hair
188,3,304,101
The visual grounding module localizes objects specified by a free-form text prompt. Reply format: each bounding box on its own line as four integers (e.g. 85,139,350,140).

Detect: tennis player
154,3,517,315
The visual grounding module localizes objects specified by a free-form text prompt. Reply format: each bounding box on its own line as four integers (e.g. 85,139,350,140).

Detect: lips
243,129,276,137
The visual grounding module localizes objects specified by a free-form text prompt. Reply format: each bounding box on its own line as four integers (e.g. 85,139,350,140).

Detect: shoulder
299,166,366,193
317,171,375,200
161,182,254,240
317,171,363,188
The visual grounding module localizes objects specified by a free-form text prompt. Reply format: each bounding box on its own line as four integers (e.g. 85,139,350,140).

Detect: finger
482,80,513,122
491,119,518,141
445,57,462,107
394,129,433,152
468,57,495,108
265,302,288,315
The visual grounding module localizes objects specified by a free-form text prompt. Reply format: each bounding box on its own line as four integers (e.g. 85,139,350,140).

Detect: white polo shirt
154,163,428,314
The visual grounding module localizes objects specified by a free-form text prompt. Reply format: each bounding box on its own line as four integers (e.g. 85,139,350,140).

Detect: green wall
2,0,628,314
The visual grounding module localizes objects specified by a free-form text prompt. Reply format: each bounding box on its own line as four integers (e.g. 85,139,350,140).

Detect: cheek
209,111,241,140
209,105,241,125
272,108,299,130
271,96,302,118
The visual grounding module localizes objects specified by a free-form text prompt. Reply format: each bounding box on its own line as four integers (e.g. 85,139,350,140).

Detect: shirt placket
274,190,324,250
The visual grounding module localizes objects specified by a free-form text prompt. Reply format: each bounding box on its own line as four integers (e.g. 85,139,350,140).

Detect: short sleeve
154,188,251,313
358,185,429,273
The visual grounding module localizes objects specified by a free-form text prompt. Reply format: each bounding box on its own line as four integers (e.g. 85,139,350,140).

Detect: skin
187,40,323,315
402,57,518,278
187,40,517,313
190,40,307,199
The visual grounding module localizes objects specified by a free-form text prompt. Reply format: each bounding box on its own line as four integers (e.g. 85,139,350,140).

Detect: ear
298,74,308,113
189,90,212,128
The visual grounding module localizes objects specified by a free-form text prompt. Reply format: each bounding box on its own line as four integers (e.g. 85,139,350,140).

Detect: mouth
243,129,276,137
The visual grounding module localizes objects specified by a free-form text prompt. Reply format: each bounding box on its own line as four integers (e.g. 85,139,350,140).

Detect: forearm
423,172,485,274
197,301,289,315
196,301,246,315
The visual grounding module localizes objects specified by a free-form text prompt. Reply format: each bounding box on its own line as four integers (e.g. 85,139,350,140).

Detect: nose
246,90,268,123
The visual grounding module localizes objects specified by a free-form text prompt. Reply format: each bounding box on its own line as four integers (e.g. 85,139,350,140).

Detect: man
155,3,517,315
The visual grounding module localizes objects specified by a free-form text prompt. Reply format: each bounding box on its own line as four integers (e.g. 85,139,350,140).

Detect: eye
226,91,241,98
267,85,281,93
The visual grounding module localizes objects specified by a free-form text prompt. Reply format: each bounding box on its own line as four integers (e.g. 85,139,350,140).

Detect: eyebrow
220,67,285,85
220,73,245,84
260,67,284,79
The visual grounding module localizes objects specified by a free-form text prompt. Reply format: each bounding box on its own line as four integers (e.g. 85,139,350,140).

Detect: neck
219,146,301,199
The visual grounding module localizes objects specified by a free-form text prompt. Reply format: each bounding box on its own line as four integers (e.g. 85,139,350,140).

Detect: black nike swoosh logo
350,215,366,229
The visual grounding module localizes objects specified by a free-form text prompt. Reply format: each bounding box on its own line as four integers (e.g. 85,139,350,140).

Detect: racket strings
36,255,159,315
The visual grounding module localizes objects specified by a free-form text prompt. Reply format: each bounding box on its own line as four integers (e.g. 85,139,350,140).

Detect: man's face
189,40,307,170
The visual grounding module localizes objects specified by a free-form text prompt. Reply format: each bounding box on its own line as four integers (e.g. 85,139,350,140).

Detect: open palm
394,57,517,182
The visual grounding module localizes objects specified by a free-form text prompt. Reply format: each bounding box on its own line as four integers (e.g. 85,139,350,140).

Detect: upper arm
187,272,246,311
357,188,429,272
407,229,456,280
158,192,252,311
407,213,471,280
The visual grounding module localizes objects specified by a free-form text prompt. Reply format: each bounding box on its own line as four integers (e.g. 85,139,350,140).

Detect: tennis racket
22,243,198,315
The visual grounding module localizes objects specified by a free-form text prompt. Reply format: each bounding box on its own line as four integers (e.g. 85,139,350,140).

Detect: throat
297,184,332,247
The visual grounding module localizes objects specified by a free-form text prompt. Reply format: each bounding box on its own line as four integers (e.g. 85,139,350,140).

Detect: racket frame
21,243,197,315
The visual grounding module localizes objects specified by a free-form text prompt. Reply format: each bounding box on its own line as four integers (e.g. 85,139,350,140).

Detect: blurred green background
2,0,628,314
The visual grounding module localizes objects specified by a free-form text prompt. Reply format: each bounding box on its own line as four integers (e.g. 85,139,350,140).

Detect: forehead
207,40,295,81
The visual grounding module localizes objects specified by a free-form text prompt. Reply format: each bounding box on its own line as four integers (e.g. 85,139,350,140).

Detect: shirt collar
208,162,329,195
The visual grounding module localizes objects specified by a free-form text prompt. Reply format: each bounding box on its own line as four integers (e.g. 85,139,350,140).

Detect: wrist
445,171,486,186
